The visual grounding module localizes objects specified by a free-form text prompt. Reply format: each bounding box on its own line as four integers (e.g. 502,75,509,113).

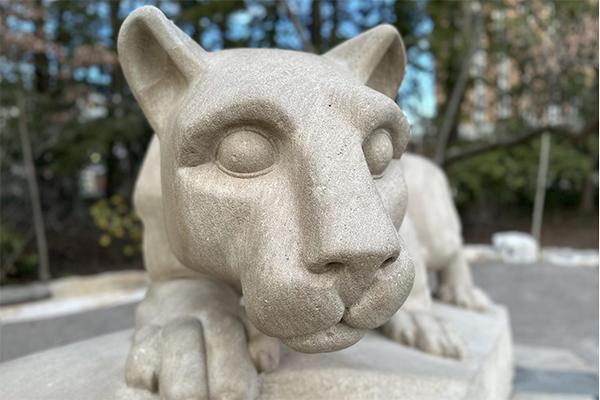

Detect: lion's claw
381,310,467,359
125,315,258,400
436,284,491,311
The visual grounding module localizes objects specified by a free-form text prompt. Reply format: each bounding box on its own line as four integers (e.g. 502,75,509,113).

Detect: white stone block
0,303,513,400
492,231,539,264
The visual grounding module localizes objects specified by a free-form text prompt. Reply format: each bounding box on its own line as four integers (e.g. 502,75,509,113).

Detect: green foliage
1,0,597,284
448,135,597,210
0,227,39,284
89,195,142,257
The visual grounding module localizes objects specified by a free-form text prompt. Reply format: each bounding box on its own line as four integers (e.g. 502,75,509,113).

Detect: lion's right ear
118,6,206,133
323,25,406,100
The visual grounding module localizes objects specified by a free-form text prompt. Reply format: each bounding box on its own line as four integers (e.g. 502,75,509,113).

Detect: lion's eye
363,129,393,178
216,130,276,177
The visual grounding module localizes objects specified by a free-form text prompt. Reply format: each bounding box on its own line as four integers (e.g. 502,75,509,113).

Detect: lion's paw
436,284,491,311
381,310,466,359
125,316,258,400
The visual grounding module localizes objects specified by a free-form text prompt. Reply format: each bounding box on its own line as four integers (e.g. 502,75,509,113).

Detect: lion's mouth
281,320,367,353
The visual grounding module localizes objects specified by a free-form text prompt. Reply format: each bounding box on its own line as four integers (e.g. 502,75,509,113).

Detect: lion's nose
296,130,403,302
306,249,399,275
304,207,401,300
307,242,400,306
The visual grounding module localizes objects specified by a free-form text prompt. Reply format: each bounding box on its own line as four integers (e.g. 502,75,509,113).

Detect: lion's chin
282,322,367,353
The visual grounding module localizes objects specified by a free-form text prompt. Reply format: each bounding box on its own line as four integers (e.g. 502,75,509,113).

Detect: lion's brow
180,99,295,143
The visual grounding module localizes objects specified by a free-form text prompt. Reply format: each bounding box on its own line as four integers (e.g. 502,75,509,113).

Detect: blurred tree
427,0,598,163
425,0,598,226
0,0,597,283
1,0,132,282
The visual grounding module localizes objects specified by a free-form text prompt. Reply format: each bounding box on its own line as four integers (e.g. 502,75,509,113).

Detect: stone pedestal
0,303,513,400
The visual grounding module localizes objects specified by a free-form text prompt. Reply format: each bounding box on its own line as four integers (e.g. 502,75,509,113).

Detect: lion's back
401,153,462,269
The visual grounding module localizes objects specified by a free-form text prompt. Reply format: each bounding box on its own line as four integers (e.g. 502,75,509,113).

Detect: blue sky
121,0,437,127
7,0,436,131
221,1,437,128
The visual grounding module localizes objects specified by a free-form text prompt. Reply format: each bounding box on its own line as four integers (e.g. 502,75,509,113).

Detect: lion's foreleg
435,250,492,311
380,217,466,359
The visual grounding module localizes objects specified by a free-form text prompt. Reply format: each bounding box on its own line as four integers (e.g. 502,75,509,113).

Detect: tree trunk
33,0,49,93
326,0,338,51
311,0,322,53
433,5,482,165
579,172,594,212
531,133,551,244
17,91,50,281
109,0,124,94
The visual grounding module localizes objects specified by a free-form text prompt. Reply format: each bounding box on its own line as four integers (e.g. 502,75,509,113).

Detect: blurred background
1,2,599,394
1,0,598,285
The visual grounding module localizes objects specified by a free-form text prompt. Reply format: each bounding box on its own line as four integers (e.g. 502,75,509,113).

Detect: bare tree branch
280,0,316,53
443,120,599,166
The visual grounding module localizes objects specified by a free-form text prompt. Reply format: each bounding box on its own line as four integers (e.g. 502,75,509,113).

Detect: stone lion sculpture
118,6,490,399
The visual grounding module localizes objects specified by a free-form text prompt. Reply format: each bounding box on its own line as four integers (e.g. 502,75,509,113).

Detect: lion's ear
118,6,206,133
323,24,406,100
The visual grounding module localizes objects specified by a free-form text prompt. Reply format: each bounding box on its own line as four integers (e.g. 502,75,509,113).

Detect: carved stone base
0,303,513,400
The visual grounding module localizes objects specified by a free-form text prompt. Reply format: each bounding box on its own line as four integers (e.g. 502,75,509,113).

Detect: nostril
380,256,397,269
309,262,344,274
323,262,344,273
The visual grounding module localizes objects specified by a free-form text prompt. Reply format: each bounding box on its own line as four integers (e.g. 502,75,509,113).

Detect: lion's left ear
323,24,406,100
118,6,207,134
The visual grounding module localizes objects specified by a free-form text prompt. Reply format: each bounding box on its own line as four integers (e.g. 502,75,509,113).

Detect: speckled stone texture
60,4,509,398
117,5,421,397
0,303,512,400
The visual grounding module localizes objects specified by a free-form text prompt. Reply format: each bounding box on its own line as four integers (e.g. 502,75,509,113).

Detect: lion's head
119,6,414,353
